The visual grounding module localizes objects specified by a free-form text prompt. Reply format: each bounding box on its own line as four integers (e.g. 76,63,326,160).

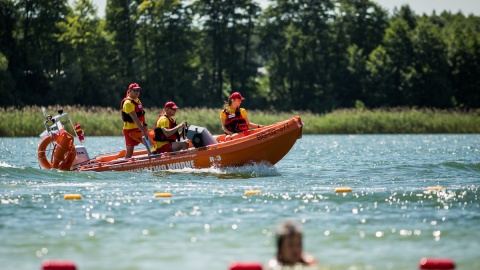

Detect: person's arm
129,111,148,136
247,120,263,129
242,109,263,129
162,121,186,137
265,259,280,270
302,253,318,266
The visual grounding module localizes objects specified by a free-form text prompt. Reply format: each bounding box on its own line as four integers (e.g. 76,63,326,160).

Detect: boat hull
74,116,303,172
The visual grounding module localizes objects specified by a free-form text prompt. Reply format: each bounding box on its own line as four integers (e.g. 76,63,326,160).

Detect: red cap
229,92,245,100
128,83,141,90
164,101,179,109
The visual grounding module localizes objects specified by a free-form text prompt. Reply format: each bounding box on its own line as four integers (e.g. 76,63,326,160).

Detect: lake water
0,134,479,270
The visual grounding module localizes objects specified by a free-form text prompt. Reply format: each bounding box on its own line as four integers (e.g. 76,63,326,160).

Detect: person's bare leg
125,145,134,158
172,142,188,151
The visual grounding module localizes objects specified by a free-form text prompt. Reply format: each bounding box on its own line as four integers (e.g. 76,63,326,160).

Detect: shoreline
1,106,479,137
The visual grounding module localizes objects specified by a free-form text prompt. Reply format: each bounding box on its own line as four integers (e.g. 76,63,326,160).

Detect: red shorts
123,128,143,146
156,143,173,153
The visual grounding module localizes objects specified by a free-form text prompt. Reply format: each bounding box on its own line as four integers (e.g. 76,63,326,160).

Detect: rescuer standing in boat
120,83,152,158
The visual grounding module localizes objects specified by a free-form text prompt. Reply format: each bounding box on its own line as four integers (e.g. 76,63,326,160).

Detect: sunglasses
169,108,177,111
131,89,141,92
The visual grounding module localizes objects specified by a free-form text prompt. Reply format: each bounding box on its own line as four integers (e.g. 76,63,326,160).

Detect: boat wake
0,161,14,168
218,162,281,179
153,162,280,179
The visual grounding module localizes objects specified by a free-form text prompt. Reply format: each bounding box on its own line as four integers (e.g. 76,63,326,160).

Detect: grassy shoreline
0,106,479,137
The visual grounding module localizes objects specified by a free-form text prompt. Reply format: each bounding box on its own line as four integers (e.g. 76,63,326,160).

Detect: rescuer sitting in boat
220,91,264,137
153,101,189,154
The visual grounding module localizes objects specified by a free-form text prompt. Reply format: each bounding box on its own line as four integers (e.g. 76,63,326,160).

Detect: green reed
0,106,478,137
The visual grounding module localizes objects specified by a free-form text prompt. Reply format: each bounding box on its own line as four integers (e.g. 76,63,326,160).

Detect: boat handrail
40,108,77,141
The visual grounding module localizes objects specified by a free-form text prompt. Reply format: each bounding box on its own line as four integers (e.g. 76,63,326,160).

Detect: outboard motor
73,145,90,165
186,125,217,148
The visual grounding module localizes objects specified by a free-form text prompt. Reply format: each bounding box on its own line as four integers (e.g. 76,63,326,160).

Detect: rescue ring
60,146,77,170
37,134,57,169
51,132,75,169
37,133,76,170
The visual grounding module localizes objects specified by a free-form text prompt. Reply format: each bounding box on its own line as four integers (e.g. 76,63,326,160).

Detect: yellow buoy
154,192,172,198
64,194,82,200
334,187,352,193
426,186,443,191
244,190,261,195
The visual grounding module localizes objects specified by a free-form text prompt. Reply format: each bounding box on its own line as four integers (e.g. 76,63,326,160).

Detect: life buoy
37,132,76,170
59,144,77,170
37,134,57,169
51,132,76,169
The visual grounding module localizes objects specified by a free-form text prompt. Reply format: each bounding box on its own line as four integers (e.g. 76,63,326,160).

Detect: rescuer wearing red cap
120,83,153,158
153,101,188,154
220,92,263,136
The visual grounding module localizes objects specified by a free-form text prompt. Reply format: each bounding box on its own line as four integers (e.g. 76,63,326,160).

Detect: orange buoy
51,132,75,169
38,132,76,170
41,260,77,270
58,146,77,170
229,262,263,270
64,194,82,200
37,134,57,169
334,187,352,193
419,257,455,269
155,193,172,198
244,190,261,195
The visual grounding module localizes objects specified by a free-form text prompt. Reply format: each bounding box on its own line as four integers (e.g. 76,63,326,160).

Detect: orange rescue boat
37,108,303,172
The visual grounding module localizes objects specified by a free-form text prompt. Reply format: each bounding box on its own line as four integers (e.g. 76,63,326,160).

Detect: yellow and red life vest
223,108,248,133
120,98,145,123
154,115,180,142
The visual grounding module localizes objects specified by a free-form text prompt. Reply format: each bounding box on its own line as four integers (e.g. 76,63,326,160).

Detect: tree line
1,0,479,113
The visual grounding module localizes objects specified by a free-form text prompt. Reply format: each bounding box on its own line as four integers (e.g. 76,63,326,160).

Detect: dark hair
276,221,304,264
223,99,234,109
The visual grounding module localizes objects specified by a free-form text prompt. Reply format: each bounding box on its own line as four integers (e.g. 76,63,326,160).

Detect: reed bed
0,106,478,137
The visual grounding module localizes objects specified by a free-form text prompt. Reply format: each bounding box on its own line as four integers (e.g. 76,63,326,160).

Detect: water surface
1,134,479,270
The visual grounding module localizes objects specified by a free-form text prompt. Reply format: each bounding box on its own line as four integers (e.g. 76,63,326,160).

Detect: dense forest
0,0,479,113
